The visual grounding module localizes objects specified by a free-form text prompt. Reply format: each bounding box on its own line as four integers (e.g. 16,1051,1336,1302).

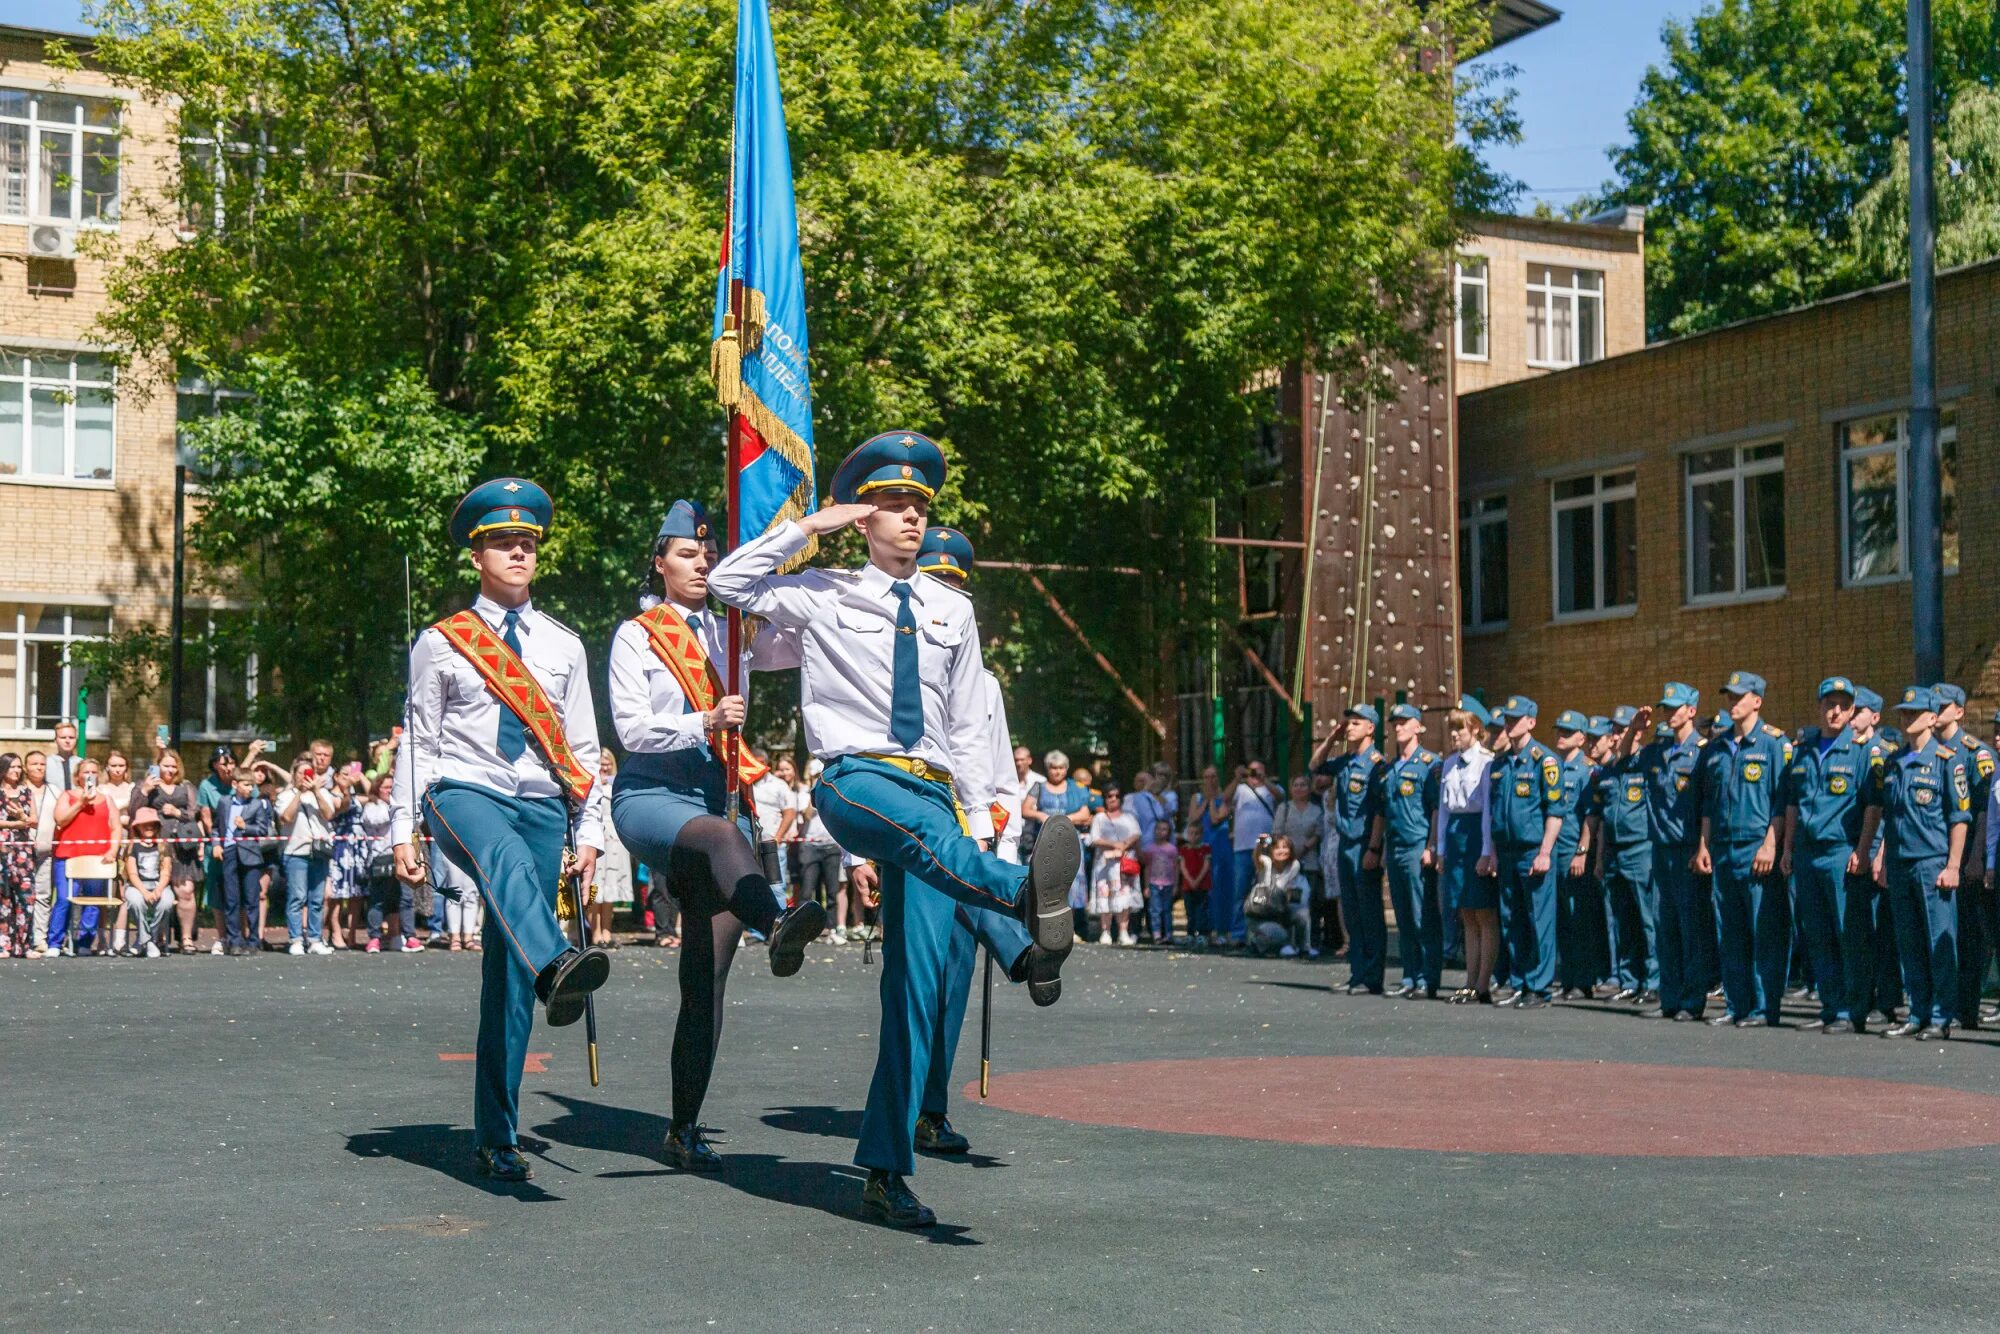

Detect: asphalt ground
7,939,2000,1333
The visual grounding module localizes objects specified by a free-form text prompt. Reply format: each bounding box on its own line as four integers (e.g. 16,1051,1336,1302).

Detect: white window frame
1455,256,1489,361
182,608,258,742
2,604,110,740
1550,468,1637,622
1458,492,1508,632
1525,264,1605,369
0,348,118,486
1839,409,1959,588
1684,441,1787,606
0,87,122,227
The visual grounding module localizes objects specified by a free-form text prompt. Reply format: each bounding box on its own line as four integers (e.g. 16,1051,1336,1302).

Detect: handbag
1243,871,1290,922
1118,854,1140,877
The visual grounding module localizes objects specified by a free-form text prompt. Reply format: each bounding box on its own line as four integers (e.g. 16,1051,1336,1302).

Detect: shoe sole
769,900,828,979
1025,818,1080,954
1025,945,1064,1008
862,1198,937,1229
545,949,612,1028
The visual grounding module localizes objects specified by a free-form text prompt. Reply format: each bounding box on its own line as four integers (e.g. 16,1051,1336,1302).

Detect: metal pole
169,463,187,751
723,279,745,824
1907,0,1943,682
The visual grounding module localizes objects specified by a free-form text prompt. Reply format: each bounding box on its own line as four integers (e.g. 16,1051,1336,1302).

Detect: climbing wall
1294,353,1459,719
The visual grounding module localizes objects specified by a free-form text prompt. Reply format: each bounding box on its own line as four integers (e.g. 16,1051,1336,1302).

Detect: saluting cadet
1637,684,1705,1021
1319,706,1387,995
910,525,1049,1158
1780,677,1872,1033
391,479,610,1183
1593,706,1656,1004
1857,687,1973,1038
606,499,829,1170
1934,685,1998,1028
1694,671,1793,1028
1846,688,1905,1025
1550,711,1599,999
705,431,1080,1228
1434,699,1496,1003
1481,697,1563,1009
1368,704,1442,999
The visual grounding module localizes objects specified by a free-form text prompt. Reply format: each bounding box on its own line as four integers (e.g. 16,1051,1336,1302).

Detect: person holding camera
277,754,338,956
49,758,115,956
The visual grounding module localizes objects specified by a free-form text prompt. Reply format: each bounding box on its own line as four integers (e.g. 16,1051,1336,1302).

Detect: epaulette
1939,744,1958,759
532,608,584,642
1762,722,1785,739
1418,749,1436,763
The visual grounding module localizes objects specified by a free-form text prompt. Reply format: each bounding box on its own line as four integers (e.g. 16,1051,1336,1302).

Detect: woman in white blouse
1432,703,1497,1003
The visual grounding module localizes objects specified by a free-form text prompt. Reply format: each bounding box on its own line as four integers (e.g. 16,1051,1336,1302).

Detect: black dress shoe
1013,944,1066,1007
1020,817,1080,954
1474,991,1496,1005
1513,993,1550,1010
1917,1023,1953,1041
476,1144,534,1182
1424,986,1440,1000
767,900,828,978
1823,1019,1856,1034
1491,987,1518,1005
1883,1020,1926,1038
915,1112,970,1154
535,946,611,1028
661,1122,722,1171
861,1170,935,1228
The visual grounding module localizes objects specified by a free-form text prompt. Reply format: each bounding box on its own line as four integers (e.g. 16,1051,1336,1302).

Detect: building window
1551,469,1636,618
1685,441,1786,603
1525,265,1604,368
0,603,109,738
0,349,116,482
177,611,258,740
1455,257,1489,360
0,89,120,224
1841,408,1959,586
1458,493,1508,630
176,371,253,484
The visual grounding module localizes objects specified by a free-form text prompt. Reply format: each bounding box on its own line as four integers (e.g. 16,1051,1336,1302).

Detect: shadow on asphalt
761,1105,1011,1169
535,1094,981,1244
343,1123,563,1202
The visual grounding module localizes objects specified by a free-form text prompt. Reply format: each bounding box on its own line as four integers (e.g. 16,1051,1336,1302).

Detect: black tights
668,816,782,1129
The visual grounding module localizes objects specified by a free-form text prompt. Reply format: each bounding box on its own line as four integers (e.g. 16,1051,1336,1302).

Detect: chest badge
1743,761,1764,783
1674,775,1688,792
1514,780,1532,798
1348,778,1365,795
1914,787,1935,807
1399,778,1415,797
1829,774,1849,795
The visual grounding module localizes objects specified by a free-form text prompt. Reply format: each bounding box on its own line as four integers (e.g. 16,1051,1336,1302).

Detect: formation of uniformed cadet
1324,668,2000,1040
1314,707,1386,995
392,479,613,1182
706,430,1080,1228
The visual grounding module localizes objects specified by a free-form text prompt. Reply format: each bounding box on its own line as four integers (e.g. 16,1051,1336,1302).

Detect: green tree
1854,85,2000,281
1595,0,2000,340
87,0,1507,759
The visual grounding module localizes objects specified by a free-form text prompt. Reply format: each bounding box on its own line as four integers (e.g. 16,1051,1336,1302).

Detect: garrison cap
1659,682,1700,710
1457,695,1494,728
1586,715,1614,738
1344,703,1381,727
1388,703,1422,723
451,477,551,548
1897,685,1942,714
1818,676,1855,700
1497,695,1538,720
654,498,714,546
1554,709,1590,734
831,431,946,504
1611,705,1640,728
1854,686,1884,714
1722,670,1766,697
1932,683,1968,709
917,526,974,581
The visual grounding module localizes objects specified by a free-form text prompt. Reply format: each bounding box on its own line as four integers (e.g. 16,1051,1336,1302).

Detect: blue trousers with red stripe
811,755,1029,1175
423,780,569,1150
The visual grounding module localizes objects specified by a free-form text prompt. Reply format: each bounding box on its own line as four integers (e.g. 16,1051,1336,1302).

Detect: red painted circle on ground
973,1057,2000,1157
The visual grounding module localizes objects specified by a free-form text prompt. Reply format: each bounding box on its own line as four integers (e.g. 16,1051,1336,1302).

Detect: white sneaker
1120,932,1138,946
829,926,848,944
309,940,334,956
144,942,161,958
288,939,306,956
1280,944,1300,958
209,940,225,956
112,930,127,952
1098,934,1116,946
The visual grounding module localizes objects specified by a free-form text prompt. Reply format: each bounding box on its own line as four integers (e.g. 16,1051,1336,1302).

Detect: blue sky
5,0,1704,213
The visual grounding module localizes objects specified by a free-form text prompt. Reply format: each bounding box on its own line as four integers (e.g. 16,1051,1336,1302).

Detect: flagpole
723,279,745,825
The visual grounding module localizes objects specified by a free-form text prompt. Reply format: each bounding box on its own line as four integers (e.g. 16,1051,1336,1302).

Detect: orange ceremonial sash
434,610,595,805
635,604,770,794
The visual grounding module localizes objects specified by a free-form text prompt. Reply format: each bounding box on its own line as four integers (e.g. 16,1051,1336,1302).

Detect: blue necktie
889,581,925,749
497,608,527,762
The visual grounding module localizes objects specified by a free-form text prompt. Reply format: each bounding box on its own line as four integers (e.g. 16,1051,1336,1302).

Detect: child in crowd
1140,818,1180,947
1178,820,1212,948
120,806,173,958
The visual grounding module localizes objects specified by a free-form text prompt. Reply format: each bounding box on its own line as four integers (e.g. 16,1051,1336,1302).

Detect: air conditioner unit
28,222,77,259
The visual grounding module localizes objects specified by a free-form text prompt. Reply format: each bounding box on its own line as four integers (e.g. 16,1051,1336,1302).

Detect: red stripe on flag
737,411,768,469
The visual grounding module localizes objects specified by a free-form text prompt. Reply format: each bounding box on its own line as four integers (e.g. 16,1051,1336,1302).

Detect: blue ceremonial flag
711,0,815,555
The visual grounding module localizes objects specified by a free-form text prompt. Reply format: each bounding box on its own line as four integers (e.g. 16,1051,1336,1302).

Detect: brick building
1458,256,2000,729
0,26,242,762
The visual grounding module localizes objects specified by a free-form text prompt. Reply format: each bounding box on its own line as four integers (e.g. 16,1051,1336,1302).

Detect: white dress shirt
707,521,998,825
1431,745,1495,859
606,599,799,756
965,670,1019,851
392,594,603,850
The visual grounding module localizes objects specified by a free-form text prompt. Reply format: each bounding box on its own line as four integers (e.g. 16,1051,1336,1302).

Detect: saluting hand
797,502,876,537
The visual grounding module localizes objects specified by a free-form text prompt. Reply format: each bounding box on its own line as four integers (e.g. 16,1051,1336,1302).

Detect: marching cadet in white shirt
604,498,826,1171
390,478,609,1184
707,430,1080,1229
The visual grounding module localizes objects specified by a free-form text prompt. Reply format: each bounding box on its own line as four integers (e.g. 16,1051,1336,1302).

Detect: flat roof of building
0,21,95,46
1489,0,1561,50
